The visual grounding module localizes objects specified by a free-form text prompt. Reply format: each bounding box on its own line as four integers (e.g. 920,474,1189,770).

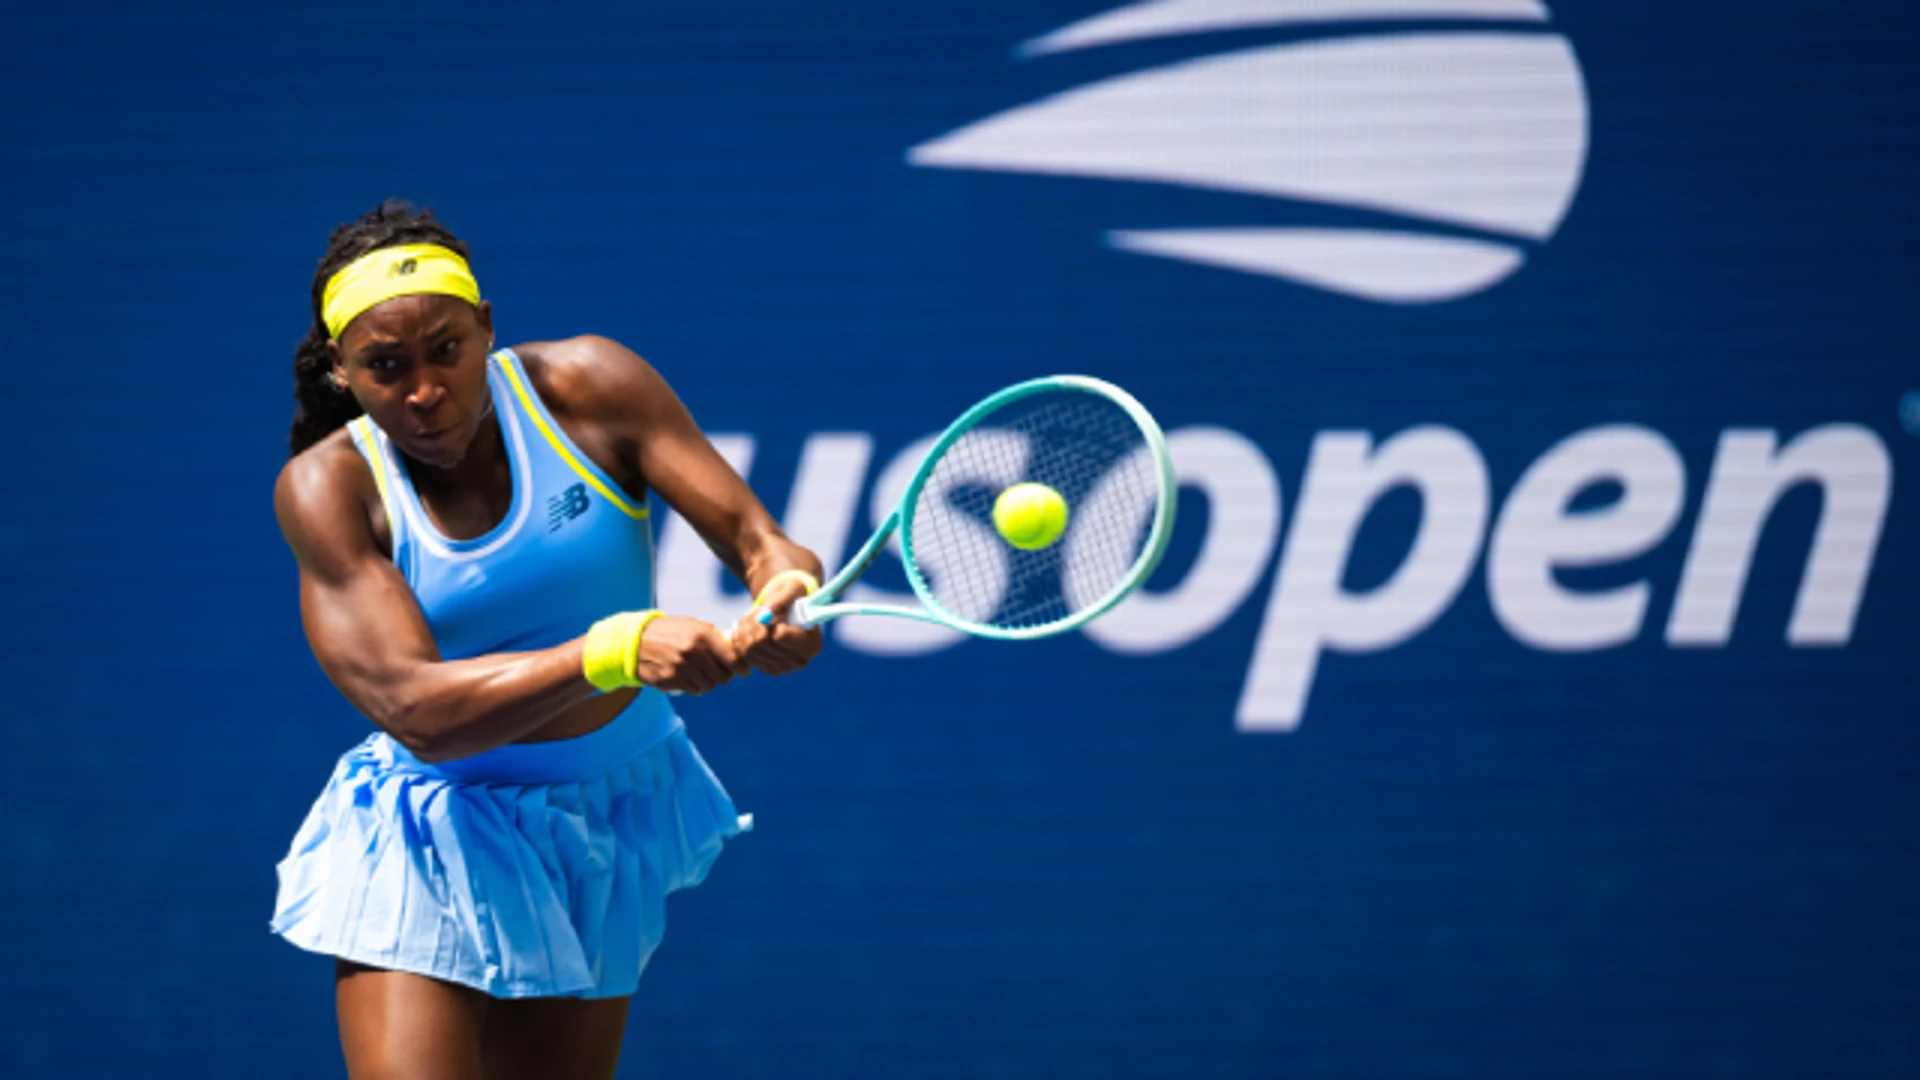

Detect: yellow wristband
582,609,665,692
753,569,821,610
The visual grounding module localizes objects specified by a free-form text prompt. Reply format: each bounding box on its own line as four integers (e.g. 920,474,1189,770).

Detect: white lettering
656,419,1895,735
1667,425,1891,646
1489,425,1685,650
782,434,875,577
835,434,978,656
1238,427,1490,732
1083,426,1283,655
655,434,756,628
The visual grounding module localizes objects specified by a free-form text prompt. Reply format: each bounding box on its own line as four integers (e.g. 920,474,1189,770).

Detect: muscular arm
570,337,821,591
543,336,825,671
276,440,598,763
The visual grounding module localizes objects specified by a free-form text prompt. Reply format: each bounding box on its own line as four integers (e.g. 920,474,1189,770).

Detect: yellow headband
321,243,482,339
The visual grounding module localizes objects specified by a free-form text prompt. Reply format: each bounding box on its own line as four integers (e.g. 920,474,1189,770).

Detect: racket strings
907,390,1160,632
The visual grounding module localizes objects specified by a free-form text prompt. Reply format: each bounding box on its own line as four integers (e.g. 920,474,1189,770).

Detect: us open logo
908,0,1590,304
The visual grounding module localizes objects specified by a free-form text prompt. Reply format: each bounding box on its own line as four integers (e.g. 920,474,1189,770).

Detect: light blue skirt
270,691,749,999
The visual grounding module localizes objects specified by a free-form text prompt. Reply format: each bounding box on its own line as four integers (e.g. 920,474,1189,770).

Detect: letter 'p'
1237,427,1490,731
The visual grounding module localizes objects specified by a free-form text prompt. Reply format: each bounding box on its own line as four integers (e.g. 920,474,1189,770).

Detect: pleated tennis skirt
269,690,749,999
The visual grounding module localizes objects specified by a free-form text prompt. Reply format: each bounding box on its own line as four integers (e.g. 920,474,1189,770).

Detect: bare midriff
515,687,636,743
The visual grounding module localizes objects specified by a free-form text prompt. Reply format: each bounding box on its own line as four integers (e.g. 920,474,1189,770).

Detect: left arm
557,335,824,675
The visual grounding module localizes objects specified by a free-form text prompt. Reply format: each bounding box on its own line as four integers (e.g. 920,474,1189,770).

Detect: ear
475,300,495,348
325,337,347,387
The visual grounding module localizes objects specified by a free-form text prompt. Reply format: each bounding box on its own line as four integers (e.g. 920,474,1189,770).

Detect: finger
758,631,808,661
758,580,811,623
720,638,752,677
669,633,721,691
752,639,812,676
675,643,721,694
700,625,749,680
742,640,797,676
661,667,705,696
731,613,771,655
682,651,723,692
771,625,825,660
768,649,807,675
703,644,735,686
728,621,753,657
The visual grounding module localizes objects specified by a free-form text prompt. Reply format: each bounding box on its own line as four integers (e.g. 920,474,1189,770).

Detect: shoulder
274,426,382,570
511,336,674,425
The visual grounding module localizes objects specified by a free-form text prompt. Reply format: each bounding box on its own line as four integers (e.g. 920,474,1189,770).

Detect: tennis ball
992,482,1069,550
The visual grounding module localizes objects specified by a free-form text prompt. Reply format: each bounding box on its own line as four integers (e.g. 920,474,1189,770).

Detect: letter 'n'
1666,425,1892,647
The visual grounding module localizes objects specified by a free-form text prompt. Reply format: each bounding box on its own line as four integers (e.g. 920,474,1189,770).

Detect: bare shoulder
514,335,671,424
274,427,382,573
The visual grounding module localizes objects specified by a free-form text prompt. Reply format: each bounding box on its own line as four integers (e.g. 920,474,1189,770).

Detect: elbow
381,699,462,763
394,729,459,764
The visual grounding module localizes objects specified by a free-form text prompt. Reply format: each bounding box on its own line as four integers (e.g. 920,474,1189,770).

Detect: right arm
275,440,740,762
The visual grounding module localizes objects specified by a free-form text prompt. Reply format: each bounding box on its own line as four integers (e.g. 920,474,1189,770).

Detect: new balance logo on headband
547,484,590,530
391,258,418,277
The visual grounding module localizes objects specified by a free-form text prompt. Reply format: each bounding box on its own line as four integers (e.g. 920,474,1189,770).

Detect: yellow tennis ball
992,482,1069,550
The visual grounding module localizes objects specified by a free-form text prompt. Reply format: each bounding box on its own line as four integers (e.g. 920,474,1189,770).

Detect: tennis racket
763,375,1177,639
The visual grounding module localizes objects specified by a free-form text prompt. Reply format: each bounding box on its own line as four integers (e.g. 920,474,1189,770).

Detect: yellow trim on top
496,352,648,520
352,416,398,529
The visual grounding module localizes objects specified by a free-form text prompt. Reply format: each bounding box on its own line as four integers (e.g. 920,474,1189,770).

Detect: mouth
404,424,466,464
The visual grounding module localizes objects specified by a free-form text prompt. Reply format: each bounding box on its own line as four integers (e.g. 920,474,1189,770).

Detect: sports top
346,348,656,662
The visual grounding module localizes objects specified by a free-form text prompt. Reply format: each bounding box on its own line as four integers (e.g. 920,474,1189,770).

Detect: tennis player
269,200,822,1079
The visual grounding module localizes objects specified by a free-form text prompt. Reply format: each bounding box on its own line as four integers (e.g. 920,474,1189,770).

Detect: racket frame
789,375,1177,638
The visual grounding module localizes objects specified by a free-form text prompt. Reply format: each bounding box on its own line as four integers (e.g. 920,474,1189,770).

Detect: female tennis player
269,200,823,1079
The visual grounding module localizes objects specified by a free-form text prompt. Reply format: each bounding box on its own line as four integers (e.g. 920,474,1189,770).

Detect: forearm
352,641,598,763
738,528,825,596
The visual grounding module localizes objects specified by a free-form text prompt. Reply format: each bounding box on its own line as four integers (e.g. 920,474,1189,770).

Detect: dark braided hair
288,199,475,457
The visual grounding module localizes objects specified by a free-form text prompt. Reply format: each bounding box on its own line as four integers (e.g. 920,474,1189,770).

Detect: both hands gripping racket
765,375,1177,640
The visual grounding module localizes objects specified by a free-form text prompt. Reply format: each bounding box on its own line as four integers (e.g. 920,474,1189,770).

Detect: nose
406,374,448,412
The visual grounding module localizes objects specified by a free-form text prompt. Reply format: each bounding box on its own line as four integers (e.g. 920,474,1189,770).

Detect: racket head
895,375,1177,639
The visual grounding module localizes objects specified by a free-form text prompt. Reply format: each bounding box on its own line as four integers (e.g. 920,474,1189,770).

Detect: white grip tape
787,595,819,630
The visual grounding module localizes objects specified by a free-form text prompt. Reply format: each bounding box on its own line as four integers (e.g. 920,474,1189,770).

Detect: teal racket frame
788,375,1178,640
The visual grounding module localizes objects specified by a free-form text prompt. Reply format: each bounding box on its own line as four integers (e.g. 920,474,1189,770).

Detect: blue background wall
1,2,1916,1076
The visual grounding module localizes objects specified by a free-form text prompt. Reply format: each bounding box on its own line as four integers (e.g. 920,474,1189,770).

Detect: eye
438,337,461,355
365,355,400,373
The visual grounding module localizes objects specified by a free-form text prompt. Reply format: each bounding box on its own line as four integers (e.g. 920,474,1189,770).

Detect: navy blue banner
0,2,1915,1076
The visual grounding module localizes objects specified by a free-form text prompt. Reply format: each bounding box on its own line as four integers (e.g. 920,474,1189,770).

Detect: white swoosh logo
1110,228,1526,303
1021,0,1551,56
909,15,1590,303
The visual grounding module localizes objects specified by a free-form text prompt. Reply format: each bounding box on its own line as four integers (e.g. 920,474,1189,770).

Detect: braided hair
288,200,475,457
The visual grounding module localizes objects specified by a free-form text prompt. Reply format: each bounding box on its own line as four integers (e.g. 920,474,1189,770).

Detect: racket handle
790,595,818,629
757,595,819,630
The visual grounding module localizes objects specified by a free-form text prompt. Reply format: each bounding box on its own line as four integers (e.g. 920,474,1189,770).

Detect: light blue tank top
346,349,676,748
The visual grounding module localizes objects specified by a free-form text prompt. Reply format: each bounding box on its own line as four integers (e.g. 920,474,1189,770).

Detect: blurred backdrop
1,1,1916,1077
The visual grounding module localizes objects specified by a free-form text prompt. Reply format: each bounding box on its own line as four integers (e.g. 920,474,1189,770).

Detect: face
331,294,495,467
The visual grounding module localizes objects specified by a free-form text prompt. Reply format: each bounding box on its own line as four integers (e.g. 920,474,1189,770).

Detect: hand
730,577,824,676
635,615,749,695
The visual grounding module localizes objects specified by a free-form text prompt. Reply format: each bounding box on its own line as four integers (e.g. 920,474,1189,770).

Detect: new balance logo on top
547,483,589,530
